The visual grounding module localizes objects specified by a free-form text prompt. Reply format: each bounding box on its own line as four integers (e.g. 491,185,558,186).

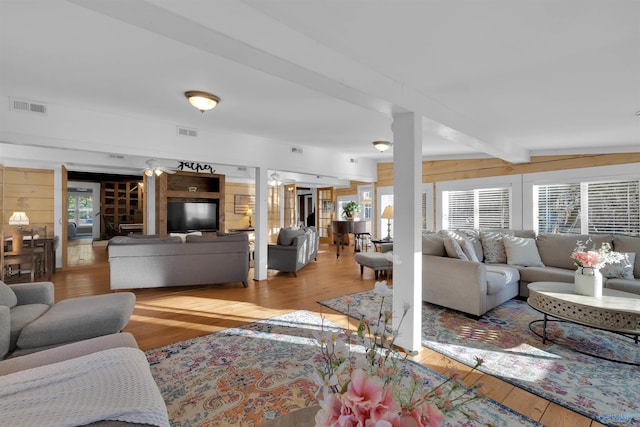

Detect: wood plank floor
51,243,604,427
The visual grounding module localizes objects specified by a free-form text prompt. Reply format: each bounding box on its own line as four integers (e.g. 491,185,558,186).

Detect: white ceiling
1,0,639,166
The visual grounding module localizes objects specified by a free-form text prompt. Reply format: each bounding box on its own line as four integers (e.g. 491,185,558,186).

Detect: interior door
317,187,334,244
283,183,296,227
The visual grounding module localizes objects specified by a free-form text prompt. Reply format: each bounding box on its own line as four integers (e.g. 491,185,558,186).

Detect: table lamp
381,205,393,241
246,208,253,228
9,211,29,230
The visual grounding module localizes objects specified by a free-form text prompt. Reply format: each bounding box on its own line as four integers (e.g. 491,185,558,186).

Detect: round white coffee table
527,282,640,365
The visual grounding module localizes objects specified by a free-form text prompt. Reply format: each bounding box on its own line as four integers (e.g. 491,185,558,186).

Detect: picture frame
234,194,255,214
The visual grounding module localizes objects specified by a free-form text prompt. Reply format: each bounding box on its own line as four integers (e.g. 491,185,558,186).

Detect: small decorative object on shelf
313,280,484,426
571,240,622,297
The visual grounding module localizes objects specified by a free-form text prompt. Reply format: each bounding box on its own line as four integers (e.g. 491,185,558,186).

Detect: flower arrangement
312,281,484,427
570,240,623,269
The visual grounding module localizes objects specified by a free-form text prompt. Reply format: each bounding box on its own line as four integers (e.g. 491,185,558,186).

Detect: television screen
167,201,218,233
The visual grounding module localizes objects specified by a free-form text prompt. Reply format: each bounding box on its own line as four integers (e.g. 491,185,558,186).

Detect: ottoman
354,252,393,279
12,292,136,357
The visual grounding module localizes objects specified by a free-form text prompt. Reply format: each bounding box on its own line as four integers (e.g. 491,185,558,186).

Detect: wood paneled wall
224,182,255,231
0,165,4,228
2,167,54,233
376,153,640,187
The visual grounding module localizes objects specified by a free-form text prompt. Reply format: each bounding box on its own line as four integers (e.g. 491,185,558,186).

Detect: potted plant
341,201,360,219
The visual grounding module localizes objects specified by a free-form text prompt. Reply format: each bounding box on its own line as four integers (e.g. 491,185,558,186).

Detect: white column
391,112,422,353
254,167,268,281
145,175,156,235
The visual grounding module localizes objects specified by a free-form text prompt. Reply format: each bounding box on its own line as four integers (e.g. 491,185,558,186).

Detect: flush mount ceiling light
372,140,392,152
185,91,220,113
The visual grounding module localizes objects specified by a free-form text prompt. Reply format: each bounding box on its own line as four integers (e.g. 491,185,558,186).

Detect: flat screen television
167,201,218,233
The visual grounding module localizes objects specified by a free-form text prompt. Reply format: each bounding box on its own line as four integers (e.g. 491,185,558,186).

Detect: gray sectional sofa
108,233,250,289
422,230,640,317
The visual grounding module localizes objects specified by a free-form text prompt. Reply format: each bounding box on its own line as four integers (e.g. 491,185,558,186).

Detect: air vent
237,167,247,172
10,97,48,115
176,126,198,137
109,154,124,160
349,158,359,164
290,146,304,154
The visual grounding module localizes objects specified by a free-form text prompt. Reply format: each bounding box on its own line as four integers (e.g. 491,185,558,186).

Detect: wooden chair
1,229,44,283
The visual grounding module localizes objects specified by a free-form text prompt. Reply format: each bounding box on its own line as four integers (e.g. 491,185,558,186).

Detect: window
67,193,93,226
535,179,639,236
443,187,511,230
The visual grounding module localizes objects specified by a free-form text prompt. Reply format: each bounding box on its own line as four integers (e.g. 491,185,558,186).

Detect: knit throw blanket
0,347,169,427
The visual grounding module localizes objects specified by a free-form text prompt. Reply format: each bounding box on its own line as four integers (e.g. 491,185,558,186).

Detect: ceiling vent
176,126,198,138
349,158,359,164
291,146,304,154
10,97,48,115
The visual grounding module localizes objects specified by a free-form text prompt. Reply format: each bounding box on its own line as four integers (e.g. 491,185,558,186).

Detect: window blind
535,179,639,236
444,187,511,230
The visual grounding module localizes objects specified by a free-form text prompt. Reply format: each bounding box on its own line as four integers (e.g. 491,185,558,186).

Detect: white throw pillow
461,238,479,262
502,236,545,267
601,252,635,279
443,236,468,260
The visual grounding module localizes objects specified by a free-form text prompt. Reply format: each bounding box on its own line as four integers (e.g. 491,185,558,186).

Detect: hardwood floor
51,243,604,427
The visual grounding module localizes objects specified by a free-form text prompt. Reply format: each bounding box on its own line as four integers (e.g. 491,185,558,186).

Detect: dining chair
1,229,44,283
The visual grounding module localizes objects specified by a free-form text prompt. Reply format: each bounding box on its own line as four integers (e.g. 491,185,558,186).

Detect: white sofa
422,230,640,317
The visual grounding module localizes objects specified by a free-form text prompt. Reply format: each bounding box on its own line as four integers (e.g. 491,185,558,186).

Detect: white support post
254,167,268,281
391,112,422,353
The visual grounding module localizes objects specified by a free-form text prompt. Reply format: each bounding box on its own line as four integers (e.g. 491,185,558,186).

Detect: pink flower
341,369,400,424
315,393,342,426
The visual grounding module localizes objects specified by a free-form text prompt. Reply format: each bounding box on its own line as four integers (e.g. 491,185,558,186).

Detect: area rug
146,310,539,426
319,291,640,427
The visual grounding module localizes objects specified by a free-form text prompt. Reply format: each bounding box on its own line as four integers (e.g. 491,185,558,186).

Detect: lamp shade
246,208,253,217
381,205,393,219
185,91,220,112
9,211,29,226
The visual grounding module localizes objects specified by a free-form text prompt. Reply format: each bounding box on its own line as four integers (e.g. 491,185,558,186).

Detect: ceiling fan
142,159,176,176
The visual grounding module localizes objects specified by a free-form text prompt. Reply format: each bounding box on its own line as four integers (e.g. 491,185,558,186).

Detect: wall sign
177,161,216,174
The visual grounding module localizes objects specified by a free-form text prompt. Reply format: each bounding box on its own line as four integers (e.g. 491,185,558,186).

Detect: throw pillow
170,231,202,243
502,236,545,267
601,252,636,279
461,238,479,262
0,281,18,308
480,231,513,264
443,236,468,260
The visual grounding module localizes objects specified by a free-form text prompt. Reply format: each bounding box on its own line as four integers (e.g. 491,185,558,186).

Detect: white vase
574,267,603,297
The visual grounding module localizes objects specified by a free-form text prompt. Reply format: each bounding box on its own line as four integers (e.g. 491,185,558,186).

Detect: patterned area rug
146,310,539,426
319,291,640,427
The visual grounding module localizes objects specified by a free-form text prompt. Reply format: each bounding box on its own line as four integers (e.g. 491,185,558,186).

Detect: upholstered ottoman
13,292,136,357
354,252,393,279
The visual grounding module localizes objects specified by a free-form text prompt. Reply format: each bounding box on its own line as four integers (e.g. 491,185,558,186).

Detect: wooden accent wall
225,182,255,231
334,181,369,198
376,153,640,187
2,167,54,233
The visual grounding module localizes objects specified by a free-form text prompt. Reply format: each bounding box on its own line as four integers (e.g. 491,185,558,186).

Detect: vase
574,266,603,297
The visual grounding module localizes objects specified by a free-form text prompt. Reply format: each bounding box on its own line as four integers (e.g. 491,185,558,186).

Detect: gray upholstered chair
0,280,135,358
267,226,319,276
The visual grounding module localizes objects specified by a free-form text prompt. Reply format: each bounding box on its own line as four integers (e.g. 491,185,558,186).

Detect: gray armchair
0,280,135,358
268,226,319,276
